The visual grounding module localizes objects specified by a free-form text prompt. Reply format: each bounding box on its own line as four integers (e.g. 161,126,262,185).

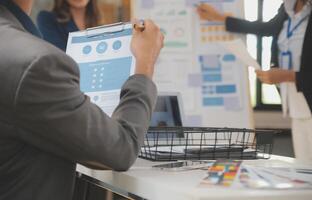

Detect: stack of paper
221,39,261,70
140,145,257,161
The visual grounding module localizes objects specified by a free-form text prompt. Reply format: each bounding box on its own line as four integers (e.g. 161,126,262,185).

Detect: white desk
77,156,312,200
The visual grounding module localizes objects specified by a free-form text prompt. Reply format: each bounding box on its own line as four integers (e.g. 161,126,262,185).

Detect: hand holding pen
133,19,146,32
131,19,165,79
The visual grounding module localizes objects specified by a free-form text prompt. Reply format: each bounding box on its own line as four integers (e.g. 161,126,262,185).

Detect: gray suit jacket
0,6,157,200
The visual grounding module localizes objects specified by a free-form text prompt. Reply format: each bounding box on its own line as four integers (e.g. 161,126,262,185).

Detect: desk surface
77,156,312,200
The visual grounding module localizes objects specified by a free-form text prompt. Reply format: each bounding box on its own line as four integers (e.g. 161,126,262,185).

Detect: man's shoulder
0,7,69,63
0,23,78,107
0,24,72,68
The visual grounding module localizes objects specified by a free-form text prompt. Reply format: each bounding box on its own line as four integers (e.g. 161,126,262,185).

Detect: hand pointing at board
197,3,229,22
196,3,297,86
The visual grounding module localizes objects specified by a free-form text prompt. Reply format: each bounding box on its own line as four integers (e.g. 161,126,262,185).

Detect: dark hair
53,0,100,28
302,0,312,5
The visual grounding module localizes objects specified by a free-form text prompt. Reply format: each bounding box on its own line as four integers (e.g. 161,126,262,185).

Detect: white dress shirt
278,1,311,119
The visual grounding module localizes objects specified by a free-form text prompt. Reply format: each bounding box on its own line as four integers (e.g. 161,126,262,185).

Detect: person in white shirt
197,0,312,162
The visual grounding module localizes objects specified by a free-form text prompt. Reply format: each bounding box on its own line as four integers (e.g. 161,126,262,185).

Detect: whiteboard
132,0,254,129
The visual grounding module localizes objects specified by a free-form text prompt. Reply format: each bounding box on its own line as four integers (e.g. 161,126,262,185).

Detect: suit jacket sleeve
14,52,157,171
225,5,286,36
296,13,312,94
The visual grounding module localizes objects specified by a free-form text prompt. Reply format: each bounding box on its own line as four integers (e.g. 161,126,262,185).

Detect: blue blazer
37,11,78,51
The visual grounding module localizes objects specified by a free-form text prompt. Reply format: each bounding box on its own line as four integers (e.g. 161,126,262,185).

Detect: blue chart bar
222,54,236,62
201,67,221,72
216,85,236,94
203,74,222,82
203,97,224,106
79,57,132,92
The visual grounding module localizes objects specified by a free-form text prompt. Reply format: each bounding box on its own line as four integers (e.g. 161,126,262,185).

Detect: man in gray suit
0,0,164,199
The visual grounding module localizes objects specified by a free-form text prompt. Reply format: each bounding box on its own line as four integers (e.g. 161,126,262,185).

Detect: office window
244,0,258,107
261,0,283,105
244,0,283,109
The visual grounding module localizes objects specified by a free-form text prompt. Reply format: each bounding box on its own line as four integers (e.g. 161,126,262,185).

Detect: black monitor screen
150,96,182,127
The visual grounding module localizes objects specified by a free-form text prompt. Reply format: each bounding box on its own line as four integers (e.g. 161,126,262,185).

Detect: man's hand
131,20,164,79
255,68,296,84
197,3,228,22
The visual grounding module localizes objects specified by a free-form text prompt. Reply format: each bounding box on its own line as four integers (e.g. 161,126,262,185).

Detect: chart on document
187,0,241,44
199,53,242,110
134,0,252,128
66,25,135,116
138,0,193,52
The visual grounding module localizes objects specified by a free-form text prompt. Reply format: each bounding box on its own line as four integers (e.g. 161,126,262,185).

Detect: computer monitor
150,92,184,127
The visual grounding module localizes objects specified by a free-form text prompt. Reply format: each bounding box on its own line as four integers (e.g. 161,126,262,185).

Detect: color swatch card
200,160,242,187
66,23,135,116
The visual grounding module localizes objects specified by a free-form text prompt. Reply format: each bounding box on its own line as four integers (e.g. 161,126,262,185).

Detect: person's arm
14,21,164,171
255,69,312,94
255,68,296,85
197,3,287,36
37,11,67,51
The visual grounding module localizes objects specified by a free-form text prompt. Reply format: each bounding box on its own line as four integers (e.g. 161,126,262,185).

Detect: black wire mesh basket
139,127,277,161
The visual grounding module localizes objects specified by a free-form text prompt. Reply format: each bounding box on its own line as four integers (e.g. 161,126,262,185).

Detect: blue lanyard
287,15,309,38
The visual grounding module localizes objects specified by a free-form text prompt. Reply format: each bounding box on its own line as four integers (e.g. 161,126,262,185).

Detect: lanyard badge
280,51,293,70
282,15,309,70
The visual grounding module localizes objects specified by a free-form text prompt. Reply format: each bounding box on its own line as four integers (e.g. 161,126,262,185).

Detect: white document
244,166,312,189
66,23,135,116
153,54,197,112
221,39,261,70
136,0,193,52
282,83,312,118
134,0,253,129
280,57,311,118
198,52,243,111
